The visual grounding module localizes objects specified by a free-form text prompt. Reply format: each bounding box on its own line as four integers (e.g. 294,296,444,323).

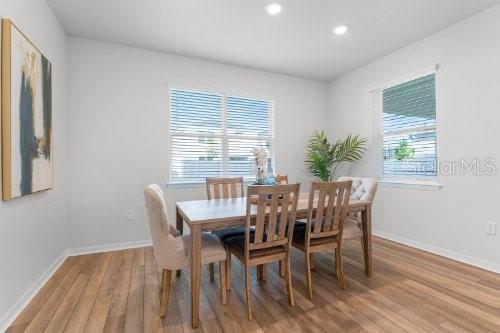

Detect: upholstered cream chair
337,177,377,258
144,184,228,318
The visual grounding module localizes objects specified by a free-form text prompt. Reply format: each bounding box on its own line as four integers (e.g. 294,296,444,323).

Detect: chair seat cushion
181,232,227,264
292,220,338,247
224,235,285,259
214,227,254,241
295,219,360,239
292,219,313,237
294,219,308,230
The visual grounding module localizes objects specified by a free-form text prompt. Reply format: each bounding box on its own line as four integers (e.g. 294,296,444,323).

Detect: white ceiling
48,0,499,81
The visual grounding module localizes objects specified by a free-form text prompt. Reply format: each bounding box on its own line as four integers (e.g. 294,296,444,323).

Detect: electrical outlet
485,222,496,235
126,209,136,222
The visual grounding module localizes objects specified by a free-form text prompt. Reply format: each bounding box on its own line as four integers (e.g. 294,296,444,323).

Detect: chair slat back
206,177,244,199
307,180,352,240
275,174,289,185
246,184,300,253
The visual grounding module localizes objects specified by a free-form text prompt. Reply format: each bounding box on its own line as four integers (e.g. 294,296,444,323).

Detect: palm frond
333,134,367,163
305,131,367,181
305,130,332,182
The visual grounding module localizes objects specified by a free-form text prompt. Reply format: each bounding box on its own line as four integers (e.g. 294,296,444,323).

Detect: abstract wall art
2,19,52,200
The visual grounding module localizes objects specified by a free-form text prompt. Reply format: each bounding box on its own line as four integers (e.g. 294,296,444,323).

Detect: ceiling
48,0,499,81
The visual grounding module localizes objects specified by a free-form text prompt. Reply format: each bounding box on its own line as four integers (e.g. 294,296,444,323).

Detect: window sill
378,178,442,191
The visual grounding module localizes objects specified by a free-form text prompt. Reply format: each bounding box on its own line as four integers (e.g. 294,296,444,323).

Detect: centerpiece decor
251,147,292,205
252,147,268,185
305,130,367,182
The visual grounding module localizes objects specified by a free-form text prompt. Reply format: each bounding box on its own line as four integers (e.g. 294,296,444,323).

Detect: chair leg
309,253,315,270
285,256,295,306
335,247,347,290
305,252,313,300
261,264,267,281
209,263,215,281
219,261,227,305
256,265,262,279
225,251,232,291
279,259,286,277
160,269,165,292
245,265,253,320
160,269,172,318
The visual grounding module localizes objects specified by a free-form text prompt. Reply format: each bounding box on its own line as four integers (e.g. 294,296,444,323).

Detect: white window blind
170,87,274,184
381,73,437,177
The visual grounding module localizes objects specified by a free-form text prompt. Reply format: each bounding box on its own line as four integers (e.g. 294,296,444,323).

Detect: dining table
175,192,373,328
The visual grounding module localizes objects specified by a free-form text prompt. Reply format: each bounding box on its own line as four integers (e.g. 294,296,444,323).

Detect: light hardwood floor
7,237,500,332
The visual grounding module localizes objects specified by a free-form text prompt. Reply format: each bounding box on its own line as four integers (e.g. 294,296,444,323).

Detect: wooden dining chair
275,174,289,185
292,180,352,299
206,177,248,283
258,172,287,280
275,174,289,277
144,184,228,318
206,177,245,200
223,184,301,320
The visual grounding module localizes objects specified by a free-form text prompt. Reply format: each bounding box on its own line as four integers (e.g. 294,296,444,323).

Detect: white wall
0,0,67,326
327,5,500,270
66,38,328,249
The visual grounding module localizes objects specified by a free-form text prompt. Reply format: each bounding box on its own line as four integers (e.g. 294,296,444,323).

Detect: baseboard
373,229,500,273
0,239,152,331
66,239,152,256
0,250,69,332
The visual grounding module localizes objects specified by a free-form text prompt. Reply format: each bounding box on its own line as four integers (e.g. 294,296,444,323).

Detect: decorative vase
252,147,268,184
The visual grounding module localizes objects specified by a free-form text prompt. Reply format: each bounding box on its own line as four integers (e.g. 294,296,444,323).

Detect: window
169,87,274,184
374,69,437,180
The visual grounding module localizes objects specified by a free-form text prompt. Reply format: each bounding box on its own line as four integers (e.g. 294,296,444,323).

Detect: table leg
361,203,373,277
176,207,183,277
190,225,201,328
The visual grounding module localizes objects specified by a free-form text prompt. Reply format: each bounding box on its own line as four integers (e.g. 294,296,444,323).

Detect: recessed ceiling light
266,3,282,16
333,25,348,35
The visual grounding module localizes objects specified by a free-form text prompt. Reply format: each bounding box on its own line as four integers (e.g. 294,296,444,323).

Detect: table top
176,193,369,227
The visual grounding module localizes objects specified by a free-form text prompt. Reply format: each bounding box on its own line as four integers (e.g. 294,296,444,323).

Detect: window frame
167,86,275,186
370,65,441,190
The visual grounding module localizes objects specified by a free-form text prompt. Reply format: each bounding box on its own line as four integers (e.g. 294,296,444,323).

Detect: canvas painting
2,19,52,200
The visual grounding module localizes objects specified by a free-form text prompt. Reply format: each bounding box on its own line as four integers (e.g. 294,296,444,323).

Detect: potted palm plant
305,130,367,182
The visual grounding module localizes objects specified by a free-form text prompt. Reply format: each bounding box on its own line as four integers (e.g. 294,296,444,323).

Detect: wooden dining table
175,193,373,328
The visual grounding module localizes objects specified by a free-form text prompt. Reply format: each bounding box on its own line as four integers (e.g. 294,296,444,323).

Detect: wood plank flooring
7,237,500,332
